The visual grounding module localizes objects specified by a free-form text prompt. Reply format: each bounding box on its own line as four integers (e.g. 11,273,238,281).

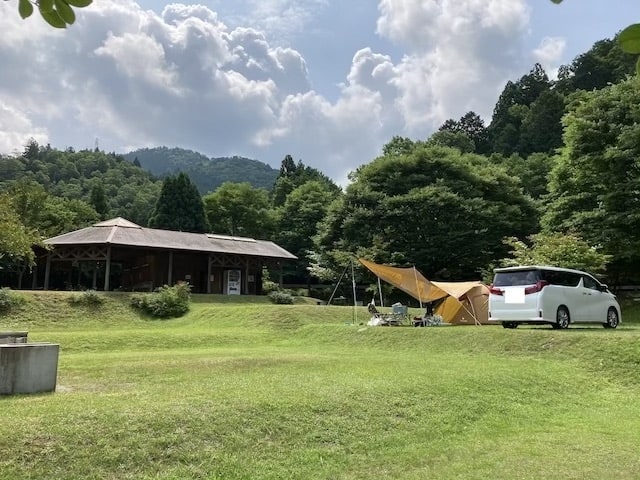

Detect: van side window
564,273,581,287
541,270,580,286
541,270,560,284
582,275,600,290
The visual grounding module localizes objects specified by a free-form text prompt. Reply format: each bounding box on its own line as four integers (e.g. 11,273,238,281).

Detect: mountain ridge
124,146,279,194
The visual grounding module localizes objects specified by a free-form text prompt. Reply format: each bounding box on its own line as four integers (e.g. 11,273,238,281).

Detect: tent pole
351,261,358,325
458,300,480,325
377,277,384,307
413,266,423,309
327,265,348,306
469,294,481,326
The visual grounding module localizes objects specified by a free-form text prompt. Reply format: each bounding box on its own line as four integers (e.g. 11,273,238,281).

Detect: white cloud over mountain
0,0,617,185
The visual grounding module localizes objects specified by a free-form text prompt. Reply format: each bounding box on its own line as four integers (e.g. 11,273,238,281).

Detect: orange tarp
359,258,489,325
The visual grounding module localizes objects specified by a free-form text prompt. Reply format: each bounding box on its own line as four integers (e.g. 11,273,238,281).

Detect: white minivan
489,266,621,329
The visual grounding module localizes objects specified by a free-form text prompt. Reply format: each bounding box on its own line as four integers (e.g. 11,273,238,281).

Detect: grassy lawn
1,292,640,479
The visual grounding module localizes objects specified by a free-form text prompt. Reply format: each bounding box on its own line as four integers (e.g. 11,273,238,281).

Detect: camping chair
412,303,441,327
367,302,403,326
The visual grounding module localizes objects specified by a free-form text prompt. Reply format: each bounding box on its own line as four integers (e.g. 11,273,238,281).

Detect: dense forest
124,147,279,194
1,34,639,292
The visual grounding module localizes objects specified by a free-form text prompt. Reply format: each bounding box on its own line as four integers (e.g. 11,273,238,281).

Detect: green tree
427,130,475,153
39,197,99,237
203,182,275,238
437,111,489,154
488,64,552,155
500,232,610,274
491,152,556,200
0,193,38,275
315,145,537,280
7,178,49,231
542,77,640,279
272,155,340,207
22,138,40,160
4,177,98,237
381,136,419,156
275,180,342,285
517,89,565,156
279,154,297,176
149,173,208,233
555,37,637,93
89,183,109,219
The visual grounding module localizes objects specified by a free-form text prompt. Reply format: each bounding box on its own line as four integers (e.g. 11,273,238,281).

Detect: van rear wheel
556,306,570,329
603,308,619,329
502,322,518,329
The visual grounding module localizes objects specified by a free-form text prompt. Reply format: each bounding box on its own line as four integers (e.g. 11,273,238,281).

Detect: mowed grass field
2,292,640,479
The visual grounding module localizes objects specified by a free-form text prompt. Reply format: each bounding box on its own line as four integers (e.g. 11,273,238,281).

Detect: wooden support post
168,251,173,286
244,258,249,295
104,246,111,291
44,254,51,290
31,266,38,289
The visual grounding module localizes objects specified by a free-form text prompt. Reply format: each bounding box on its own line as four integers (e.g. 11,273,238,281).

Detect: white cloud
375,0,531,132
0,0,537,185
95,32,181,92
533,36,566,79
0,102,48,155
237,0,329,41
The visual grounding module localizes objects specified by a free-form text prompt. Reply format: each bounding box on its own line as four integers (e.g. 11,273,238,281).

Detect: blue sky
0,0,638,186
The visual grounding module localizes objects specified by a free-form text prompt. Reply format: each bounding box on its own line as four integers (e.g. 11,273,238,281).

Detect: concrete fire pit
0,338,59,395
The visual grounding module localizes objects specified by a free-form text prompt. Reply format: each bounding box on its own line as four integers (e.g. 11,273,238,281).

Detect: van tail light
524,280,548,295
489,284,503,296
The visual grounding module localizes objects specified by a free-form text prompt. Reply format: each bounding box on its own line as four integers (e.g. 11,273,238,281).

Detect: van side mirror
599,284,609,292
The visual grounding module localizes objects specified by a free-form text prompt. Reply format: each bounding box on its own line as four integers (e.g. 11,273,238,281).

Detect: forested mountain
124,147,279,194
0,143,162,232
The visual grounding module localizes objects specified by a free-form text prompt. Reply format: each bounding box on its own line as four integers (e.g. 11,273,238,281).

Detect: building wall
30,245,268,294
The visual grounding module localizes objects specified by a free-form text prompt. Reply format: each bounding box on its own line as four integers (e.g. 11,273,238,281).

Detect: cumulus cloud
376,0,531,133
533,36,567,79
0,0,535,185
0,102,48,155
233,0,329,41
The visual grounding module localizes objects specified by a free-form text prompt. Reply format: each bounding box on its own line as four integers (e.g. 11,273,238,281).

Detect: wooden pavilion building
32,218,297,294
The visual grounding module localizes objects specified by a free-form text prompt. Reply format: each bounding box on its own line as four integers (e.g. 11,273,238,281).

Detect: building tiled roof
44,218,297,260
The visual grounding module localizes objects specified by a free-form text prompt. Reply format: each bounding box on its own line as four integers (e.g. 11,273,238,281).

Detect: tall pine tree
90,184,109,220
148,173,208,233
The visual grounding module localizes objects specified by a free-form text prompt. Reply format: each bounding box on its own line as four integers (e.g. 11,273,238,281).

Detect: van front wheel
556,306,570,329
603,308,619,329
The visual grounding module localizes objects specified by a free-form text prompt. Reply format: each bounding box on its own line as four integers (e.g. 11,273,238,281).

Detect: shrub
262,278,279,295
268,290,294,304
68,290,105,307
0,287,25,312
130,282,191,318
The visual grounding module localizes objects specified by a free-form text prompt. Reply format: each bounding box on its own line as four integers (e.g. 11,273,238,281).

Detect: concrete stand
0,343,60,395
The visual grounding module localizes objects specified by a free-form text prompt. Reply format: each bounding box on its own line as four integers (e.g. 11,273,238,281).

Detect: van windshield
493,269,540,286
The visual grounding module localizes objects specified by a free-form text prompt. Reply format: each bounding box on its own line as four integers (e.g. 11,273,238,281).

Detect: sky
0,0,638,186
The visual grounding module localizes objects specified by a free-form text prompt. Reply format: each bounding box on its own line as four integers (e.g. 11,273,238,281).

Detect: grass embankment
1,292,640,479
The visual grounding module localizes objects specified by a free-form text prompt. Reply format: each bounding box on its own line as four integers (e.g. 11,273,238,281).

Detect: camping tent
359,258,489,325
